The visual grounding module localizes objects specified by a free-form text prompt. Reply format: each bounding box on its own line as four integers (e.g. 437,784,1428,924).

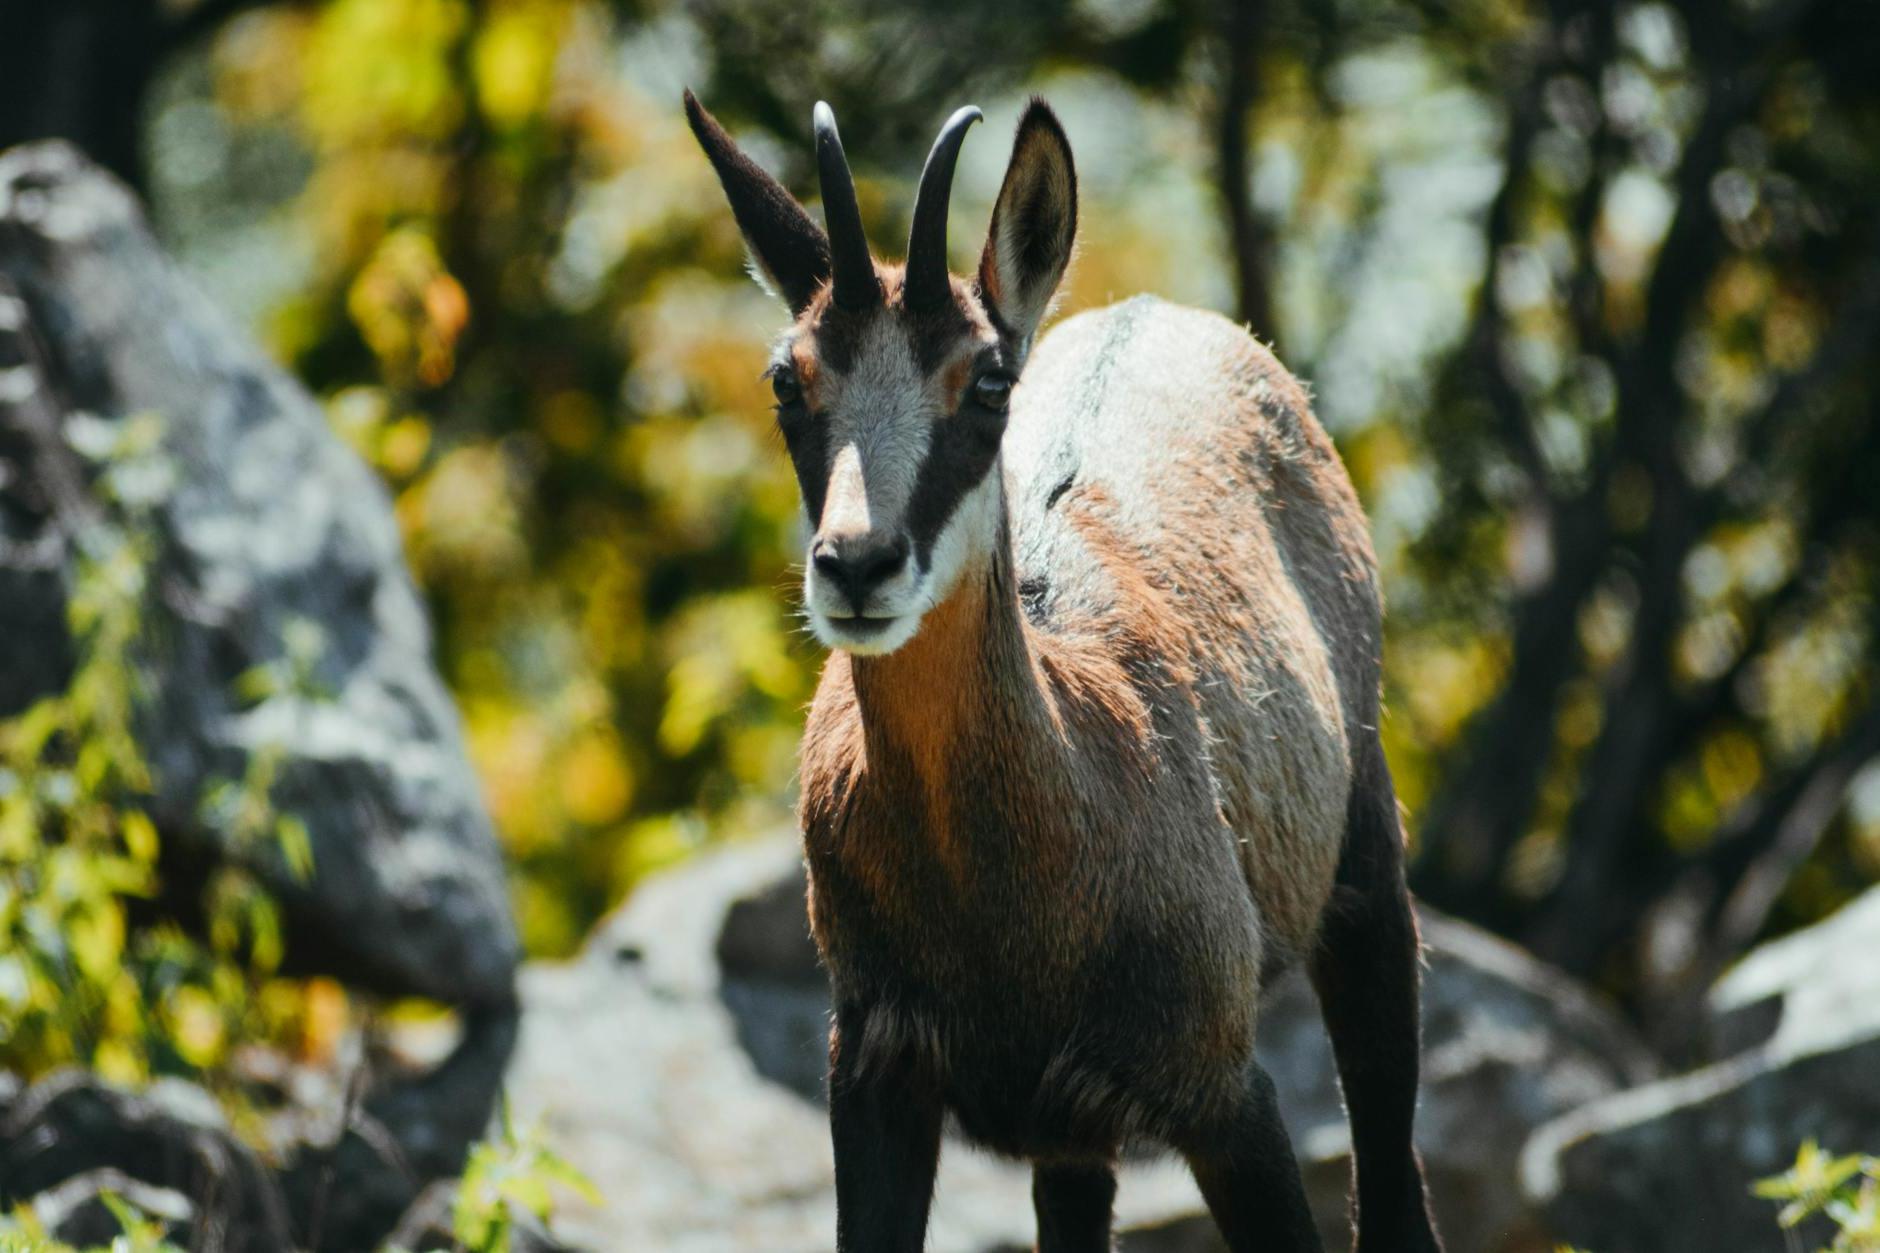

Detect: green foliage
1756,1140,1880,1252
0,1190,187,1253
0,414,319,1101
443,1107,597,1253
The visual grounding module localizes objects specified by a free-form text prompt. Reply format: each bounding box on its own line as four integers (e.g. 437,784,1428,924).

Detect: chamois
685,90,1443,1253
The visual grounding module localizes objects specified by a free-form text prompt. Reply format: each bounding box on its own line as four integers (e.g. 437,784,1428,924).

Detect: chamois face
685,91,1077,655
768,274,1009,653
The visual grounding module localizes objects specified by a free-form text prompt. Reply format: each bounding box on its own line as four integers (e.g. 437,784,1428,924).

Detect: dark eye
972,373,1013,412
771,369,802,406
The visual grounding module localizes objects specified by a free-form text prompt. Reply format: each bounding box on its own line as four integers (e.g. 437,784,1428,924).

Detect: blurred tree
1384,0,1880,1048
0,0,275,190
6,0,1877,1057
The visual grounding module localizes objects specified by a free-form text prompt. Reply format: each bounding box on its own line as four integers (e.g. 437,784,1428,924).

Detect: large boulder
1707,882,1880,1059
0,140,517,1008
1522,884,1880,1252
0,141,518,1250
505,837,1654,1252
0,1016,517,1253
1264,910,1657,1253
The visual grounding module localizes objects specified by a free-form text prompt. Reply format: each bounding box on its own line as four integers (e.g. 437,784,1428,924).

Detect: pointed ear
684,89,831,313
977,99,1077,345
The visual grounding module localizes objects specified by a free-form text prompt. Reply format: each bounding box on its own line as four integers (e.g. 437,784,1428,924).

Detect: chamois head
685,91,1077,655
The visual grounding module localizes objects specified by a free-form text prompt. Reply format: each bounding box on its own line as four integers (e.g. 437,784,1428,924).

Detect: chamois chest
795,644,1269,1154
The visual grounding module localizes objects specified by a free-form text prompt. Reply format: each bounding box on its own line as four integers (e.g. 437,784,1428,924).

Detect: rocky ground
503,843,1878,1253
4,142,1878,1253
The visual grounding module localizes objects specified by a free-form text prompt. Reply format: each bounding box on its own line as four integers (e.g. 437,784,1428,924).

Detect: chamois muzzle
810,532,912,617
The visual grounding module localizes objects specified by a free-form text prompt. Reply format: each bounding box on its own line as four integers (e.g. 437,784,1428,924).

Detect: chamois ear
977,98,1077,345
684,89,832,314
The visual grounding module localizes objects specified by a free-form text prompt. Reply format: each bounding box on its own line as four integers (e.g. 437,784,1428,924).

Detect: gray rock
1707,882,1880,1059
0,141,517,1008
507,837,1654,1253
23,1169,194,1247
1523,885,1880,1253
0,1070,295,1249
506,840,1217,1253
1266,910,1657,1253
0,1013,516,1253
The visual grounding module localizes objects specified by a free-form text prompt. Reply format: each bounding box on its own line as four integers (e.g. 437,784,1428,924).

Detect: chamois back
1004,294,1382,957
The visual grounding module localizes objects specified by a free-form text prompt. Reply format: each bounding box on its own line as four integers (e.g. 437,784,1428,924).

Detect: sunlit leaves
1755,1139,1880,1250
473,2,573,131
302,0,468,150
450,1108,598,1253
0,421,331,1112
348,228,471,387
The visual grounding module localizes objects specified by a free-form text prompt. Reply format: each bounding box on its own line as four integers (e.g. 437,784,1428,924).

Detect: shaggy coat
685,87,1441,1253
800,295,1372,1155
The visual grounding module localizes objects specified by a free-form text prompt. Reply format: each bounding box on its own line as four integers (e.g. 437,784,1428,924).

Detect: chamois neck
846,535,1041,766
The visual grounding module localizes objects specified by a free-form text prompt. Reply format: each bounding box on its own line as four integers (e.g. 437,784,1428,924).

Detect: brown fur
688,87,1437,1248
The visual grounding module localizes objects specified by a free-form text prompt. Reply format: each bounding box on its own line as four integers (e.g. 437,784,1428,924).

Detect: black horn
814,101,880,310
904,105,983,311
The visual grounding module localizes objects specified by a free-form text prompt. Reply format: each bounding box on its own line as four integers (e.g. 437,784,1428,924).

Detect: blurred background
2,0,1878,1249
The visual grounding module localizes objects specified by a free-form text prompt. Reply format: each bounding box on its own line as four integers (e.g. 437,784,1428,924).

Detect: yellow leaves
327,388,434,480
1660,726,1767,852
164,985,229,1070
399,443,529,582
658,591,804,758
348,229,470,388
211,8,314,121
121,811,159,865
242,975,355,1071
614,811,706,890
381,415,436,478
559,727,634,827
1700,728,1764,816
467,703,555,854
92,1036,146,1089
66,895,127,990
1391,635,1507,747
625,413,768,542
301,0,469,150
473,2,572,130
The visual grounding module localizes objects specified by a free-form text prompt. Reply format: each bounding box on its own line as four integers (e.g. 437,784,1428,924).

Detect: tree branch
1216,0,1276,341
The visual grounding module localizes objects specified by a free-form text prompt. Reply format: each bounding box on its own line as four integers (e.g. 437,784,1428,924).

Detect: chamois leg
1308,738,1442,1252
828,1007,944,1253
1180,1062,1323,1253
1032,1159,1117,1252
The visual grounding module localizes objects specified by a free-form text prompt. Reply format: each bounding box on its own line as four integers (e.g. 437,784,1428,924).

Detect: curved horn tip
946,105,984,131
813,101,838,138
903,104,983,309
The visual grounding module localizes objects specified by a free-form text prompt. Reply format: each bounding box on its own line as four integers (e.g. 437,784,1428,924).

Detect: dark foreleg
1179,1061,1323,1253
829,1005,944,1253
1033,1159,1117,1253
1309,736,1442,1251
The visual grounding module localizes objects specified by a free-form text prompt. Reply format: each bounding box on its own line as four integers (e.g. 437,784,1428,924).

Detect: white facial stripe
815,319,931,525
822,443,872,538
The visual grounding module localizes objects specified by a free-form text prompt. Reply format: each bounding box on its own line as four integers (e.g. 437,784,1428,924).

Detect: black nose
812,533,911,612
